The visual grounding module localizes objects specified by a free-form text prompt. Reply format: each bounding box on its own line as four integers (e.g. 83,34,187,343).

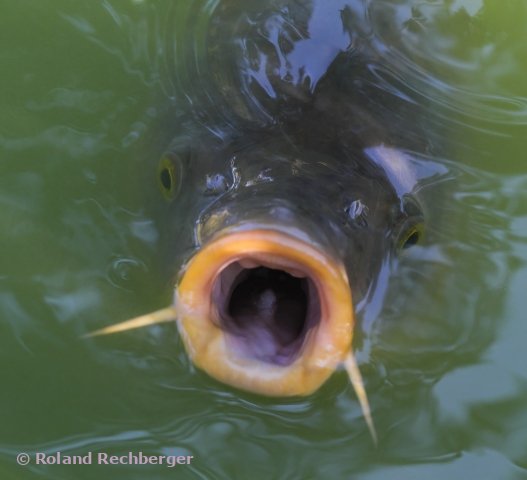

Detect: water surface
1,1,527,479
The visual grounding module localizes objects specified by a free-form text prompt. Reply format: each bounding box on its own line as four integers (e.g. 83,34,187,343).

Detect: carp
86,0,447,443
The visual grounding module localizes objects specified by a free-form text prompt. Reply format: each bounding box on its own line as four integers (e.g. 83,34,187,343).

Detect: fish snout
176,226,354,396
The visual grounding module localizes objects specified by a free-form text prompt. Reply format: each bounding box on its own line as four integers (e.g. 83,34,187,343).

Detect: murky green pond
1,1,527,479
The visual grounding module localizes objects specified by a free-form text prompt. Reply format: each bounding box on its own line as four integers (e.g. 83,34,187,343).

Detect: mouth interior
212,261,321,366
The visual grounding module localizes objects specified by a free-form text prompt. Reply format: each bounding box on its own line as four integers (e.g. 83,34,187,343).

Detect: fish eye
158,154,182,201
397,222,424,251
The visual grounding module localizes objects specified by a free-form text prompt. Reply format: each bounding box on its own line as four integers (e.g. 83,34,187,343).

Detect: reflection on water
1,0,527,478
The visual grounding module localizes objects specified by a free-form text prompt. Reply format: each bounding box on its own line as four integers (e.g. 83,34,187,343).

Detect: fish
85,1,447,444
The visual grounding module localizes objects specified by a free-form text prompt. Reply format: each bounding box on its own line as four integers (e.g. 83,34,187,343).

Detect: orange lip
176,227,354,396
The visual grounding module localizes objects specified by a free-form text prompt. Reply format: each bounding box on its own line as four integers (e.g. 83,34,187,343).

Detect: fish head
168,132,433,397
85,100,445,445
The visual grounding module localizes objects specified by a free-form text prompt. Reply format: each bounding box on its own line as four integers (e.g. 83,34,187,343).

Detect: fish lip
176,225,354,396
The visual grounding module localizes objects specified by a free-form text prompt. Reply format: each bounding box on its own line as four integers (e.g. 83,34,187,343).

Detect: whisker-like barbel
82,306,177,338
344,351,378,445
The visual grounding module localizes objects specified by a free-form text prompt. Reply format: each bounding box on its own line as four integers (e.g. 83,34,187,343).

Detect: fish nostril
204,173,230,196
345,199,368,227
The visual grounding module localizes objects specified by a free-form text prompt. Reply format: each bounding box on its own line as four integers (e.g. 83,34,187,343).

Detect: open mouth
212,261,321,366
176,227,354,396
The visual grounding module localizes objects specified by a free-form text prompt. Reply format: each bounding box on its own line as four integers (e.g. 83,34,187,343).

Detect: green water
1,1,527,479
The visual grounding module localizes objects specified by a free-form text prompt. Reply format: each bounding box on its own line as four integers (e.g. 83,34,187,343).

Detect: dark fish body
151,1,449,401
92,1,448,421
